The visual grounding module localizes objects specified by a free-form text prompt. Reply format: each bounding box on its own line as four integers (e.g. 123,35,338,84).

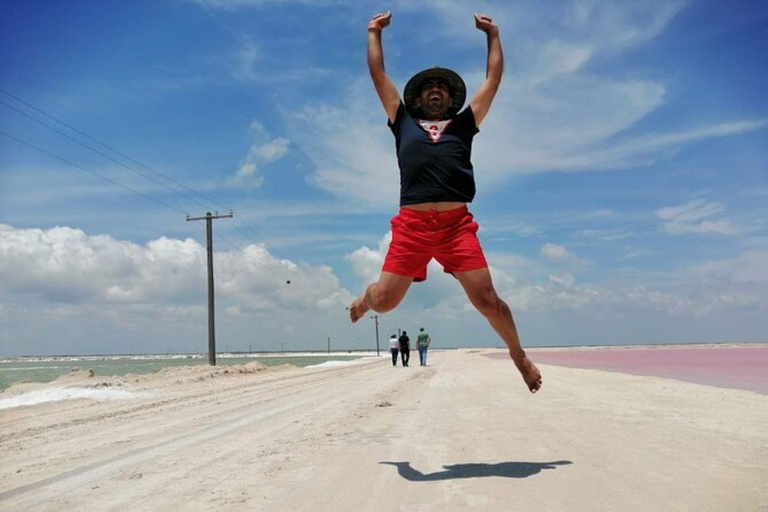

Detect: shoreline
2,340,766,361
0,351,381,363
0,353,376,393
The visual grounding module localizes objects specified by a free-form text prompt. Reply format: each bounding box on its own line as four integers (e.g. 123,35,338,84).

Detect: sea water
0,354,362,392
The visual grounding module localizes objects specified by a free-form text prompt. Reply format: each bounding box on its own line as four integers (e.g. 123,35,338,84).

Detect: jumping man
349,11,542,393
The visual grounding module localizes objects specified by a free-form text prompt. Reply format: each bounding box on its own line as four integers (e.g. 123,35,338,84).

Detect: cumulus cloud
216,244,349,311
0,225,200,303
346,231,391,282
0,224,351,312
4,223,764,354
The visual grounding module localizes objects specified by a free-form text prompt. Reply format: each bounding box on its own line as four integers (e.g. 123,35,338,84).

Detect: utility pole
327,336,331,354
186,210,233,366
370,314,381,356
345,307,381,356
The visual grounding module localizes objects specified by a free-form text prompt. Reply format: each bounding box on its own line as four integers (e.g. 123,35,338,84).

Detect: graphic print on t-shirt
419,119,453,143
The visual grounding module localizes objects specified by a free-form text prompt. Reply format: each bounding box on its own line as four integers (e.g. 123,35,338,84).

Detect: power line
0,89,273,249
0,98,213,213
1,89,297,281
0,128,187,214
1,128,253,266
0,88,231,213
2,132,300,295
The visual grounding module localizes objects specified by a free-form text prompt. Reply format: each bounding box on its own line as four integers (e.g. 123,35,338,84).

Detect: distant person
399,331,411,367
389,334,399,366
417,327,431,366
347,10,542,393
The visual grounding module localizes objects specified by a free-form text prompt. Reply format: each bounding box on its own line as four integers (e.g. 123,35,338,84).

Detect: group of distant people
389,327,431,367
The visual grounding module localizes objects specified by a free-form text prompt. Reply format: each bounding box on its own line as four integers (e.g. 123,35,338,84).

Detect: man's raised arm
367,11,401,123
469,14,503,127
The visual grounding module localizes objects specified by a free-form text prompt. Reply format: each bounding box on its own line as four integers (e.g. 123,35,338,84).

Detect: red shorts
382,205,488,282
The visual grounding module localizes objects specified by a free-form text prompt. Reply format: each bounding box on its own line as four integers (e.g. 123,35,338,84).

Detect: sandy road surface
1,350,766,511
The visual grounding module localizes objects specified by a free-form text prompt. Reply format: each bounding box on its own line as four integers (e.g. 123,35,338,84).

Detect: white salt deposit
304,357,379,369
0,387,142,410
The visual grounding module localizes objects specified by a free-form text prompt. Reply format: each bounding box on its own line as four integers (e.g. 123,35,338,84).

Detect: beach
1,348,766,511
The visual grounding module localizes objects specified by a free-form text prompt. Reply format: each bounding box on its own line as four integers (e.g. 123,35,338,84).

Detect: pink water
491,345,768,394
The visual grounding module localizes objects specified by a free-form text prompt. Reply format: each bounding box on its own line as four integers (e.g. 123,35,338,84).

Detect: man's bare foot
511,353,542,393
348,297,369,323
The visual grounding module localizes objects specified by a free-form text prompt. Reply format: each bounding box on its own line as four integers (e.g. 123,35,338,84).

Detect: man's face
415,78,453,119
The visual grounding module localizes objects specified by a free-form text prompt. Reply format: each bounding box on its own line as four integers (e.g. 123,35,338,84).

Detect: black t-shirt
398,334,410,350
388,102,479,206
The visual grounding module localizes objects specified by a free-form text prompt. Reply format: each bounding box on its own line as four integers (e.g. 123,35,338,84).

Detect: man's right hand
369,11,392,31
367,10,400,123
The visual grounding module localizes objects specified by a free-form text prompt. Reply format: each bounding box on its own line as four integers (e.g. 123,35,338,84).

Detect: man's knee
473,291,506,318
369,285,403,312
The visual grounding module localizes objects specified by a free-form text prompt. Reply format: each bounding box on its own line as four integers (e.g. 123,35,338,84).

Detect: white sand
0,350,766,511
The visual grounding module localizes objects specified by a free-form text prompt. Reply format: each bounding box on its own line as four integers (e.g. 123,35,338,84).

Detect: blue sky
1,0,767,356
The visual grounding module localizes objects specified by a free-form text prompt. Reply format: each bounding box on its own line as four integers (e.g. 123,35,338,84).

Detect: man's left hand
474,13,498,34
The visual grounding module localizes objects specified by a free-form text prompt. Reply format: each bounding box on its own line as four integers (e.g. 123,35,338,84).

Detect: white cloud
346,232,390,282
560,0,688,48
284,80,399,208
231,38,260,82
691,250,768,285
540,243,575,261
282,1,766,203
216,244,349,311
531,40,593,82
256,138,290,161
665,219,740,236
4,223,765,354
0,225,197,303
232,120,290,189
655,199,740,236
656,200,725,221
548,272,575,288
228,37,332,84
0,224,350,311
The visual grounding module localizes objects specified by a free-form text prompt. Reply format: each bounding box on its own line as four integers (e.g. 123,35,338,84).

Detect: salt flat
1,350,765,511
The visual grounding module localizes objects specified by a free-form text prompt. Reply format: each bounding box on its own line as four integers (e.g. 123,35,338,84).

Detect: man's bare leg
349,271,414,323
455,268,543,393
